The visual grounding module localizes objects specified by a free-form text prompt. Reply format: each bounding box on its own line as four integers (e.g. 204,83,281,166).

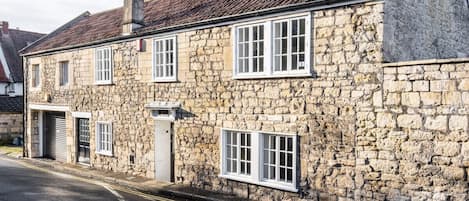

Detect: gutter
21,0,376,57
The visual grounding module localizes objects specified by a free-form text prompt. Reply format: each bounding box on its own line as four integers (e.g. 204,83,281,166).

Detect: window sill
219,174,298,192
95,151,113,157
94,82,114,86
152,78,178,83
233,72,312,80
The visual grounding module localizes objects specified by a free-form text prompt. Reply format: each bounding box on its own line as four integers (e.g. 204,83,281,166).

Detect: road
0,157,171,201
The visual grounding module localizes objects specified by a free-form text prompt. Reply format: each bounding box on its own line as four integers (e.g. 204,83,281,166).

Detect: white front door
155,121,172,182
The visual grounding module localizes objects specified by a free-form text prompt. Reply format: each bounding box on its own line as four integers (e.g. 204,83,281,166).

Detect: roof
0,29,44,82
0,96,23,113
23,0,350,55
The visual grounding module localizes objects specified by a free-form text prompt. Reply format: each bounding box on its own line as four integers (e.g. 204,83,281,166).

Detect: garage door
55,116,67,162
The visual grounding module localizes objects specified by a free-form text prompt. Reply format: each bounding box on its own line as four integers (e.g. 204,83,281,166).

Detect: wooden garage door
55,116,67,162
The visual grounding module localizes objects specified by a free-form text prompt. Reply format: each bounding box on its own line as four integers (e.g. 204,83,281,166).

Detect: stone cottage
0,21,43,143
21,0,469,200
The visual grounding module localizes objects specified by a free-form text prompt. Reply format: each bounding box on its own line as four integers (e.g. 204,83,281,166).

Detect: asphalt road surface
0,157,165,201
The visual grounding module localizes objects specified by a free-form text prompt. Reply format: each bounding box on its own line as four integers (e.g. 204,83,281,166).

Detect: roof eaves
22,0,374,57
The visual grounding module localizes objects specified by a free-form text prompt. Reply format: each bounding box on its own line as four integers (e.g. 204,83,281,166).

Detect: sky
0,0,123,34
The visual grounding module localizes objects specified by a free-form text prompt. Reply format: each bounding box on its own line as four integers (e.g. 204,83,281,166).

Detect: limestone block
449,116,468,131
420,92,441,106
376,113,395,128
384,93,401,105
463,92,469,105
434,142,460,157
442,92,461,105
458,79,469,91
383,81,412,92
424,116,447,131
401,92,420,107
413,81,429,92
397,115,422,129
430,80,457,92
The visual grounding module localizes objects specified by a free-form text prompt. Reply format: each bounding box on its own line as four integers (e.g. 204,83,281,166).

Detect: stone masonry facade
0,113,22,142
24,1,469,200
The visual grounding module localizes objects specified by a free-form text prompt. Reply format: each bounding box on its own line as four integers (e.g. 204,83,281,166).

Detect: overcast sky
0,0,122,34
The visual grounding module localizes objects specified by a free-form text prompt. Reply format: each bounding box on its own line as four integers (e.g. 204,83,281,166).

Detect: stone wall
356,59,469,200
24,1,468,200
0,113,23,143
383,0,469,62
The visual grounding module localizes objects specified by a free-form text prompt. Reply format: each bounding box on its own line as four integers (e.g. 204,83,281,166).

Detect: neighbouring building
21,0,469,200
0,21,43,143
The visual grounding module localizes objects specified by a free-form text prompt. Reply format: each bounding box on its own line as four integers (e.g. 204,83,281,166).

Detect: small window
220,129,297,192
273,18,307,73
59,61,69,86
95,47,113,84
224,130,252,176
96,122,112,156
262,134,295,184
32,64,40,88
233,14,311,79
153,36,177,82
236,24,265,74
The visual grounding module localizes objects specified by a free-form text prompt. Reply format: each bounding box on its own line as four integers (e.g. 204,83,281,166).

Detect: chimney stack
0,21,9,35
122,0,144,36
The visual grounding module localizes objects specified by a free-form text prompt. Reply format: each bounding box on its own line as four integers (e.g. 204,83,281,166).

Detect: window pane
280,137,286,150
282,56,287,71
281,22,288,37
281,39,287,54
287,169,293,183
226,145,231,157
241,148,245,160
300,19,306,35
292,20,298,35
263,165,269,179
287,153,293,167
232,160,237,172
274,23,281,37
292,55,298,70
227,160,231,172
280,152,286,166
280,167,286,180
288,138,293,151
299,37,305,52
270,166,275,180
232,147,237,158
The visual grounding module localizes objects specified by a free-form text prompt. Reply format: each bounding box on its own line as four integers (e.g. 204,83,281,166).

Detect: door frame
72,112,92,165
43,111,66,161
154,120,175,183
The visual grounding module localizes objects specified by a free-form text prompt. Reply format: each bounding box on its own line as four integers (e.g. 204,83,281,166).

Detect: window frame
152,36,178,82
232,13,312,79
95,121,113,156
31,64,41,89
59,61,69,87
220,128,298,192
94,47,113,85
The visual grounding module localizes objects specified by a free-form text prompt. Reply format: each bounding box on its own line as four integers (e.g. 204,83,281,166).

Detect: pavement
0,156,159,201
0,153,245,201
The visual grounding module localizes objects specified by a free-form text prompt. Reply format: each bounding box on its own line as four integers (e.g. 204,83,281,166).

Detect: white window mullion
287,20,292,72
252,132,260,181
248,27,253,73
265,21,272,76
275,136,280,182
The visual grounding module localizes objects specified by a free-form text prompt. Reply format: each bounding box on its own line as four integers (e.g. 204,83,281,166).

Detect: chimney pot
122,0,144,36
